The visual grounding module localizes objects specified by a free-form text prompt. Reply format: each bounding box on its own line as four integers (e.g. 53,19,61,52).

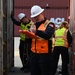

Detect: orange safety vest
31,20,50,53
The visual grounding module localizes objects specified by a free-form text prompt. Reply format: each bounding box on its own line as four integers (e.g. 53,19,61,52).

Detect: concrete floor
8,37,62,75
8,37,31,75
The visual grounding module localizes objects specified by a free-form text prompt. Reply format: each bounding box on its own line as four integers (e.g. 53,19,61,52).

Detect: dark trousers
19,39,31,68
25,38,32,69
30,51,52,75
51,46,69,75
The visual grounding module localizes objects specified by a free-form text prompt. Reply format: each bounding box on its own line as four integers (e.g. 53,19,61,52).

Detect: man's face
33,14,43,22
21,17,27,23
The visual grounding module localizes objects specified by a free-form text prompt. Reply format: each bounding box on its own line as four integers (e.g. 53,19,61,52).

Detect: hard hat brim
31,9,44,18
18,13,26,20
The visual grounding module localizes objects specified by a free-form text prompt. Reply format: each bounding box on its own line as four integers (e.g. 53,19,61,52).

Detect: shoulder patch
49,24,54,27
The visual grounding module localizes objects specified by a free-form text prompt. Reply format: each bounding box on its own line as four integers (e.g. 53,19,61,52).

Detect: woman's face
66,24,69,29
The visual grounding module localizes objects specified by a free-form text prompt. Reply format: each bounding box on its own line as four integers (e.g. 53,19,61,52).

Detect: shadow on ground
8,67,31,75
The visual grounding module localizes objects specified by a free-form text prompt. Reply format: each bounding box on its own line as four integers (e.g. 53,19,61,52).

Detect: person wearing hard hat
11,13,33,72
29,5,55,75
51,21,72,75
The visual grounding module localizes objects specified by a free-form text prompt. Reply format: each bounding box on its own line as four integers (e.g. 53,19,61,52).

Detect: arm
67,30,72,46
35,24,55,40
11,14,21,26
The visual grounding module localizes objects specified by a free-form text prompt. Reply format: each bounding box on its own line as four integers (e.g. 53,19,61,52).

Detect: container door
70,0,75,75
2,0,14,75
0,0,3,75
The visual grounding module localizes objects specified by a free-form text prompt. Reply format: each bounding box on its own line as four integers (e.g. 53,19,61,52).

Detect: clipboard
19,30,38,39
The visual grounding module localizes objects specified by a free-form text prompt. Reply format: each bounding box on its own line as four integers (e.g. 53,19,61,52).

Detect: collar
35,18,47,29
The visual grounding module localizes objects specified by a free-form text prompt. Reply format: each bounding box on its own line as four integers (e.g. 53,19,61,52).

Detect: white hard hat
18,13,26,20
30,5,44,18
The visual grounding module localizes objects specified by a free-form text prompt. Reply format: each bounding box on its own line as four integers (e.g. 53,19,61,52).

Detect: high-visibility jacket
54,27,69,48
31,20,50,53
20,21,33,41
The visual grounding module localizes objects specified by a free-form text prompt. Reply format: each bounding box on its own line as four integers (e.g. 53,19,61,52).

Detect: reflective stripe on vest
20,21,33,41
31,20,50,53
55,27,69,48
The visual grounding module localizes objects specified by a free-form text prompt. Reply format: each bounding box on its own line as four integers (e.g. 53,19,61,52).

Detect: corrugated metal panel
14,8,69,36
70,0,75,32
70,0,75,75
44,8,69,21
72,34,75,75
14,8,31,19
0,0,3,75
14,25,20,37
14,0,69,8
14,0,69,36
7,0,14,71
2,0,14,75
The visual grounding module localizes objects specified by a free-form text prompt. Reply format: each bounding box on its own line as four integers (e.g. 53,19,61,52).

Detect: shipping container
14,0,70,36
0,0,3,75
1,0,75,75
0,0,14,75
70,0,75,75
14,0,69,8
